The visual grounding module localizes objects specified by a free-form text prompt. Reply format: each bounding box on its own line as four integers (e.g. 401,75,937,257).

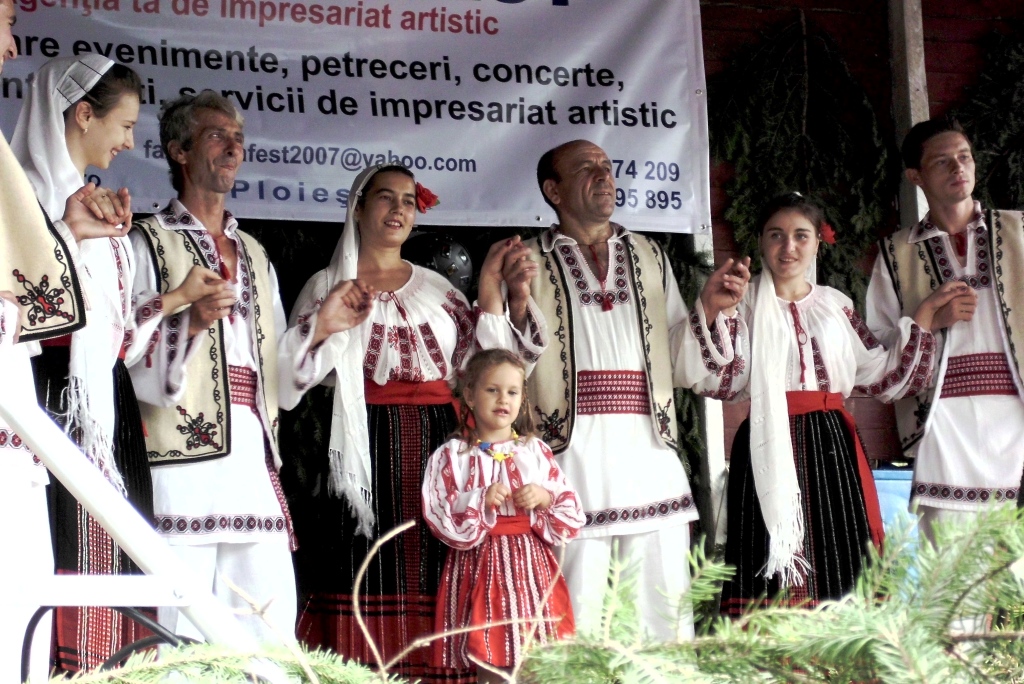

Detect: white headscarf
11,55,127,492
322,164,396,537
11,54,113,219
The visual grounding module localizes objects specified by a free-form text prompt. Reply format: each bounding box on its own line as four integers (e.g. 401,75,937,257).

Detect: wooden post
890,0,930,225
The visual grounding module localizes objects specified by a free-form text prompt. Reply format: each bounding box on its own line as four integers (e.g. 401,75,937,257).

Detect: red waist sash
40,334,127,360
490,515,532,536
363,379,454,406
785,391,884,552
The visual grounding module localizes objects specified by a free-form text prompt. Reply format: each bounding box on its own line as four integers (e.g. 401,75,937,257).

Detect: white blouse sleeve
475,291,549,373
842,290,936,402
865,252,906,350
422,440,496,550
527,439,585,546
122,237,166,369
126,229,200,406
275,264,329,411
666,259,750,400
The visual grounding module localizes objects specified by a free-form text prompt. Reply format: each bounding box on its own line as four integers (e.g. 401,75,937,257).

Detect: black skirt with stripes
719,410,873,615
293,401,473,683
33,346,154,672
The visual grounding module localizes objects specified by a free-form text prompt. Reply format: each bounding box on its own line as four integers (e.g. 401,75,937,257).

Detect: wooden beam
889,0,930,225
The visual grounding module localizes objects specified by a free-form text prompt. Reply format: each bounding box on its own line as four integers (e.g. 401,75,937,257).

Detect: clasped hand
484,482,552,511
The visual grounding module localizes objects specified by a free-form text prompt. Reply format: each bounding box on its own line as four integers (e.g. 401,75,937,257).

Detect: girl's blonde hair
455,349,537,441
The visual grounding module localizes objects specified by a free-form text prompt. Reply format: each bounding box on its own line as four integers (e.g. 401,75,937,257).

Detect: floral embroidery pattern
13,270,72,326
387,325,422,382
156,514,287,535
559,242,630,308
810,338,831,392
940,352,1019,398
0,428,27,451
689,308,726,376
576,370,650,415
914,482,1017,504
856,326,935,397
534,407,568,445
443,290,476,370
175,405,222,451
924,214,993,290
843,307,881,350
585,494,695,528
419,323,447,376
363,322,386,378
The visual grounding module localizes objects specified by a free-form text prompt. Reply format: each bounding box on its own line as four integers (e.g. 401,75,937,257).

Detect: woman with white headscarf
10,54,220,673
717,193,963,615
287,165,539,682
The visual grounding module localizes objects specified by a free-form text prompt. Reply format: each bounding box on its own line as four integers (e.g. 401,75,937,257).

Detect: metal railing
0,393,263,682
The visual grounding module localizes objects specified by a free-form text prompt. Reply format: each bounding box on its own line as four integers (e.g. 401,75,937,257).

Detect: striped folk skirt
720,394,882,615
295,401,474,683
33,348,154,673
432,516,574,669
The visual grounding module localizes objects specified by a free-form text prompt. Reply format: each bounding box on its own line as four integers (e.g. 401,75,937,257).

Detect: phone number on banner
611,159,685,210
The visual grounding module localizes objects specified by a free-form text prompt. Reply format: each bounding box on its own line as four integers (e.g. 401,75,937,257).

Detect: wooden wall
700,0,1023,462
923,0,1024,115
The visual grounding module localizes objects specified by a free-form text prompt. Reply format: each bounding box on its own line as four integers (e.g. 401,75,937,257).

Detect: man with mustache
478,139,751,641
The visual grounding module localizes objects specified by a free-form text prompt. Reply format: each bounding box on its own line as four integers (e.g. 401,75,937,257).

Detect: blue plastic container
872,468,917,534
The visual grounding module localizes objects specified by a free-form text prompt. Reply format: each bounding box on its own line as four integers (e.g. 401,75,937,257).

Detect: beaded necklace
476,429,518,462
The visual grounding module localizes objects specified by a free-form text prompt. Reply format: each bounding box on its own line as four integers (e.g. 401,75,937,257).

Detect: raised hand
477,237,519,315
511,483,552,511
311,279,375,346
915,280,977,332
186,281,237,338
484,482,512,510
502,237,538,326
699,256,752,320
62,183,133,242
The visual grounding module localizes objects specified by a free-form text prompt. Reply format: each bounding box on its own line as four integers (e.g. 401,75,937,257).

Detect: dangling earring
83,128,89,135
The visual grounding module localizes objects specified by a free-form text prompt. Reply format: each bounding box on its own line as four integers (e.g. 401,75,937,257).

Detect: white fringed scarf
747,269,810,586
10,55,126,492
320,165,390,537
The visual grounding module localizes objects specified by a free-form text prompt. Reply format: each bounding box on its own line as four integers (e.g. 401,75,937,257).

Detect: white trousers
157,537,297,646
0,475,53,684
560,524,694,642
918,505,991,635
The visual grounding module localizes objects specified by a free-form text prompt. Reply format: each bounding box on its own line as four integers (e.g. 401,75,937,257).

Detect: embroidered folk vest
132,214,280,466
878,209,1024,457
0,135,86,342
526,227,678,455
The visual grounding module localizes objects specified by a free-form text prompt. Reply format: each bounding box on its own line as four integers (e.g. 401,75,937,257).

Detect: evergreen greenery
708,14,899,309
953,23,1024,211
63,508,1024,682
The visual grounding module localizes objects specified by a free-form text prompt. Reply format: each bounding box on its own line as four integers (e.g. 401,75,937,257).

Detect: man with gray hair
128,90,367,643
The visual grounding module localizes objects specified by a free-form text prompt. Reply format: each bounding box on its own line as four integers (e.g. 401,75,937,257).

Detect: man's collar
540,222,629,252
910,200,985,243
157,198,237,236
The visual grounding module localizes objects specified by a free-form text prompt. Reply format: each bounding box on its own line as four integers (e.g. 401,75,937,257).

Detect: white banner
1,0,710,233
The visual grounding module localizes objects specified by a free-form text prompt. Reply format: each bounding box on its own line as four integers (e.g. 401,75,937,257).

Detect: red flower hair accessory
820,222,836,245
416,182,440,213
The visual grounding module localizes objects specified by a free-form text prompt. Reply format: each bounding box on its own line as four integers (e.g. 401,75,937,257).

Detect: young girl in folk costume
423,349,584,683
718,193,967,614
10,55,221,672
